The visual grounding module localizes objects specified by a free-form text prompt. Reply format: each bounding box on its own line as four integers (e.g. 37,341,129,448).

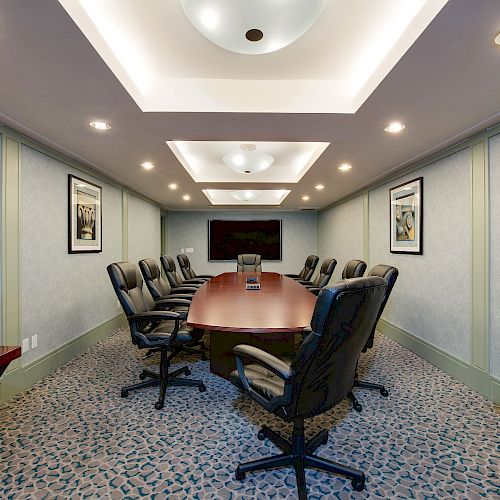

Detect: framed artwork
68,174,102,253
390,177,423,254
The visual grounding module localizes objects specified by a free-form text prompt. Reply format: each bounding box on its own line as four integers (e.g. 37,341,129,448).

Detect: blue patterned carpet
0,327,498,499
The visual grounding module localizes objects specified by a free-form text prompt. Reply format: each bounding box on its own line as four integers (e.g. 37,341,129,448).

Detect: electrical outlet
31,334,38,349
22,338,29,353
186,248,194,253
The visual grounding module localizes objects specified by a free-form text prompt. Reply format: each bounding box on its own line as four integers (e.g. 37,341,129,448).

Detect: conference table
0,346,21,378
187,272,317,379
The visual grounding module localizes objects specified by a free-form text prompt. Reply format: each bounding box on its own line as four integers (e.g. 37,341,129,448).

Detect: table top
187,272,316,333
0,346,21,368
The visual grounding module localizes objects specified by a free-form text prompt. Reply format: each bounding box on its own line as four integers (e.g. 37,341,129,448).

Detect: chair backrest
107,261,155,338
365,264,399,346
311,258,337,288
139,258,171,300
237,254,262,272
160,255,184,287
341,259,367,279
177,254,196,279
299,255,319,281
287,276,387,419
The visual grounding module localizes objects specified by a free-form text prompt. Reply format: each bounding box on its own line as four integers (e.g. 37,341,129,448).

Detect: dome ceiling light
179,0,327,55
223,144,274,175
230,190,261,202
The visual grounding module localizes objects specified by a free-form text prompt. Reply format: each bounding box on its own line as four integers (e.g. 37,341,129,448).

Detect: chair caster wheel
322,434,329,445
353,402,362,412
380,388,389,397
185,368,191,376
121,389,129,398
155,401,164,410
257,430,266,441
139,371,147,380
351,477,365,492
199,384,206,392
235,468,245,481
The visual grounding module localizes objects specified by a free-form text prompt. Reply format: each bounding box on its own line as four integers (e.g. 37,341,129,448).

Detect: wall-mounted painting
68,174,102,253
390,177,423,254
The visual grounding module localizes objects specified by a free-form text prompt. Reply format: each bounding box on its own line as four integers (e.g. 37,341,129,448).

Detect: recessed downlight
141,161,155,170
315,184,325,190
182,195,191,201
338,163,352,172
89,121,111,130
168,183,178,190
302,195,310,201
494,32,500,46
384,122,405,133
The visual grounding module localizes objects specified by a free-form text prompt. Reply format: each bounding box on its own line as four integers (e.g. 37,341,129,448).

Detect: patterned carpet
0,327,498,499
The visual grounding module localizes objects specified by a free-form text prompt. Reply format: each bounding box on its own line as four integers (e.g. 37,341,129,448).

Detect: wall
0,126,162,401
489,133,500,379
318,195,364,283
318,126,499,402
166,211,318,276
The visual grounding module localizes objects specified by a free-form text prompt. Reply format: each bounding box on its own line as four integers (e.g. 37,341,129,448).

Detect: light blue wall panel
20,146,123,365
318,195,364,282
127,194,161,265
489,133,500,378
369,148,471,362
167,211,318,276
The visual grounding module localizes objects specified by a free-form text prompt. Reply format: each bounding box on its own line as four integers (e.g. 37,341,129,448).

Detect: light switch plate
31,334,38,349
181,248,185,254
22,338,29,353
186,248,194,253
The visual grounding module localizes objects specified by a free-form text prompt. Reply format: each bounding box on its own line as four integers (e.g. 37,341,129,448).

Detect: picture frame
390,177,423,254
68,174,102,253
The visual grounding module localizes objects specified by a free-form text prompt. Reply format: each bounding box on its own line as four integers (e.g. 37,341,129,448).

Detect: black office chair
139,258,208,360
351,264,399,411
341,259,367,279
161,255,206,289
229,277,387,497
177,254,214,281
297,258,337,295
107,261,206,409
285,255,319,281
237,254,262,272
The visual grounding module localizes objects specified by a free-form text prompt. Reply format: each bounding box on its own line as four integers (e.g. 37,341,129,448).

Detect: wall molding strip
122,191,129,261
378,318,499,403
0,314,126,402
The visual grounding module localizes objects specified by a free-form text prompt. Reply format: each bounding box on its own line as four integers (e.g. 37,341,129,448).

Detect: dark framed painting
390,177,423,254
68,174,102,253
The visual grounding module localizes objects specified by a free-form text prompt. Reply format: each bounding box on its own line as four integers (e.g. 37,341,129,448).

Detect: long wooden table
0,346,21,378
187,272,316,379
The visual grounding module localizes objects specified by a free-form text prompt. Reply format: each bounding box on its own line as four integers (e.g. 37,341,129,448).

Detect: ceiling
0,0,499,211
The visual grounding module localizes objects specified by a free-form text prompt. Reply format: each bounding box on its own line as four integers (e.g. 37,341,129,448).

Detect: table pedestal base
209,331,295,379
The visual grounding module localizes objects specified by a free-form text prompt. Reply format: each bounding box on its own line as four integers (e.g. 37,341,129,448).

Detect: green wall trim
2,135,21,372
0,124,163,210
0,313,126,402
363,192,369,263
470,141,489,371
320,122,500,214
378,318,499,403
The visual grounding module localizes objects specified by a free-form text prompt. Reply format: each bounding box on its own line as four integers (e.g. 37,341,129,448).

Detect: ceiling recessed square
166,141,329,183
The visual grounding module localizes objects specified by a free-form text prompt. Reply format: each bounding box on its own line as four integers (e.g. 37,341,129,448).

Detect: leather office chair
139,258,207,360
341,259,367,279
177,254,214,281
161,255,206,289
351,264,399,411
297,258,337,295
285,255,319,281
230,277,387,497
237,254,262,272
107,261,206,409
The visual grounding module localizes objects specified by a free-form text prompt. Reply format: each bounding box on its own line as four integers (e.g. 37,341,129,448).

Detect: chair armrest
196,274,214,279
155,298,192,308
183,279,206,285
284,273,299,278
306,287,322,295
233,344,294,381
128,311,180,323
171,286,198,294
296,279,312,285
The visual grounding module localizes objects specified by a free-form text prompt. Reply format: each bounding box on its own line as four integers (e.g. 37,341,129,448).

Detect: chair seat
229,363,285,400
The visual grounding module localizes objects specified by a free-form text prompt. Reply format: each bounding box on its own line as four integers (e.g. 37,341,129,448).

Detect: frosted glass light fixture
223,144,274,175
230,190,261,202
179,0,327,55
